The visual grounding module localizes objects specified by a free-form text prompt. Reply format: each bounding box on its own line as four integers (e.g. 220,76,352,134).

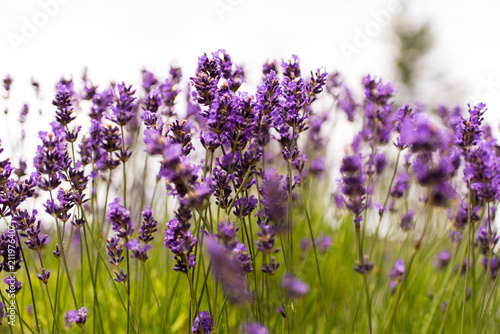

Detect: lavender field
2,1,500,333
0,49,500,333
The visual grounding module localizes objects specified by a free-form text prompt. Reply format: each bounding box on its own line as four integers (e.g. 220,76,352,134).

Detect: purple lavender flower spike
65,307,88,327
138,207,158,244
3,276,22,294
399,211,414,232
259,169,288,230
0,301,6,322
282,273,309,299
36,268,50,284
205,237,250,304
434,250,451,269
388,259,405,294
241,323,270,334
339,154,366,229
456,103,486,157
390,173,410,199
107,198,135,240
483,256,500,279
108,82,137,126
124,239,152,262
191,311,214,333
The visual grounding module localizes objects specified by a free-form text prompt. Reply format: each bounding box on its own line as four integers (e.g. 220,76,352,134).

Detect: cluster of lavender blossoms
4,48,500,333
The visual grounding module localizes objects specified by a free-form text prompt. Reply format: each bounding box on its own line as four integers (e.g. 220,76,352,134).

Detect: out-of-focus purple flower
464,140,500,203
3,276,22,294
309,157,325,177
316,232,332,255
390,173,410,199
399,211,414,231
434,250,451,269
233,195,258,218
482,256,500,279
138,207,158,244
90,88,114,121
0,301,6,321
142,70,158,92
454,201,479,230
259,169,288,228
64,307,88,327
241,323,270,334
354,255,373,275
205,238,250,304
164,218,197,273
282,273,309,299
277,303,287,319
233,243,253,274
300,238,311,254
19,103,29,124
191,311,214,333
124,239,152,262
388,259,405,294
456,103,486,157
36,268,50,284
400,115,444,153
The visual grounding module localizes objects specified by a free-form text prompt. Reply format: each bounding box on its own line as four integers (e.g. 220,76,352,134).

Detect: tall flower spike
109,83,137,126
106,198,135,239
191,311,214,334
339,154,366,229
65,307,88,327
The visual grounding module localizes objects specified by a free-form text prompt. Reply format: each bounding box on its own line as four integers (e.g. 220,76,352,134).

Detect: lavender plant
1,51,500,334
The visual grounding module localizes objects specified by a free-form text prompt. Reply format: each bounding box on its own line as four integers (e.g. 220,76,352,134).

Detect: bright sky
1,0,500,147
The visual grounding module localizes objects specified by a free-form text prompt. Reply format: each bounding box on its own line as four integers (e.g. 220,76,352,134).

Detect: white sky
1,0,500,148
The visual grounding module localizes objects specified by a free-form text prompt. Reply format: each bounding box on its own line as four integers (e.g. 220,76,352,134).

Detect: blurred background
1,0,500,151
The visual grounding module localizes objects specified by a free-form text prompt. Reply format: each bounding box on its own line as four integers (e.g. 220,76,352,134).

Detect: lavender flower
138,207,158,244
434,250,451,269
482,256,500,279
399,211,414,231
390,173,410,199
65,307,88,327
388,259,405,293
191,311,214,334
3,276,21,294
124,239,152,262
0,301,6,322
475,226,500,256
